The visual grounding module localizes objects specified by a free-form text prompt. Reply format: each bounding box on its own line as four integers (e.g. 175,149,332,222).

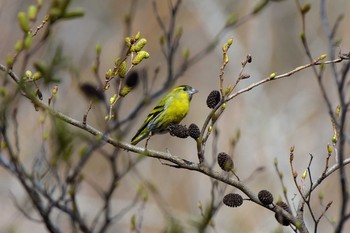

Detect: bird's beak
191,88,199,95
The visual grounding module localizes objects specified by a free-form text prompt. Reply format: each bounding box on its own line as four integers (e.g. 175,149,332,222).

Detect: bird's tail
131,130,147,145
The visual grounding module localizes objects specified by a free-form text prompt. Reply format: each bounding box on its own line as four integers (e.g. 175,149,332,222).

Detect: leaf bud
120,86,132,97
24,32,32,49
125,37,131,47
95,44,102,55
135,32,141,41
18,12,30,33
131,38,147,52
110,94,117,105
6,55,14,67
302,170,307,180
25,70,33,79
319,54,327,60
132,51,150,65
327,144,332,154
32,72,42,81
106,69,113,80
62,10,85,19
332,135,337,143
182,48,190,60
116,61,127,78
301,3,311,14
28,5,38,21
15,40,23,52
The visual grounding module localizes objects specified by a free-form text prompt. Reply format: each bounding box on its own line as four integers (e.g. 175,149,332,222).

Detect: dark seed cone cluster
274,201,292,226
80,83,105,101
125,70,139,88
206,90,221,109
217,152,234,172
188,123,200,139
168,124,188,138
223,193,243,208
258,190,274,205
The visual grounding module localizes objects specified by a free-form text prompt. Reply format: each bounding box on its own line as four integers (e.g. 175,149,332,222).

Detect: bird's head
178,85,198,100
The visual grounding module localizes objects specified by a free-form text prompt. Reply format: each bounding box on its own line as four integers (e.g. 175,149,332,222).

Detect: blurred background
0,0,349,232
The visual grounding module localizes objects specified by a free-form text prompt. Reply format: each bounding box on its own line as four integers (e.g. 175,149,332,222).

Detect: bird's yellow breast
162,91,190,124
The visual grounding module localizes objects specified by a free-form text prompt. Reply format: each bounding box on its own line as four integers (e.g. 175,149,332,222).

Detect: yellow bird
131,85,198,145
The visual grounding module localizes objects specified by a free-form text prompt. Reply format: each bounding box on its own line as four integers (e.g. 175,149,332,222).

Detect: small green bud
300,32,305,40
95,44,102,55
197,201,202,210
270,73,276,79
120,86,132,97
131,38,147,52
92,64,98,73
224,86,233,95
114,57,121,66
116,61,127,78
208,126,213,132
32,72,42,81
222,43,228,52
6,55,14,67
302,170,307,180
182,48,190,60
319,54,327,60
301,3,311,14
336,105,341,117
25,70,33,79
28,5,38,21
228,38,233,46
106,69,113,80
37,0,43,9
52,85,58,95
223,53,229,63
276,195,282,203
332,135,337,143
159,35,165,45
125,37,132,47
62,10,85,19
18,12,30,33
110,94,117,105
295,221,302,229
135,32,141,41
24,32,32,49
327,144,332,154
132,51,150,65
15,40,23,52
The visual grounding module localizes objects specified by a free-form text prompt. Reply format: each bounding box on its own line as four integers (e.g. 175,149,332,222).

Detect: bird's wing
131,100,166,144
